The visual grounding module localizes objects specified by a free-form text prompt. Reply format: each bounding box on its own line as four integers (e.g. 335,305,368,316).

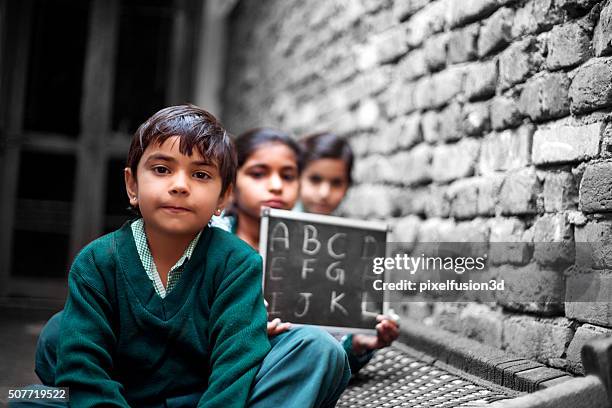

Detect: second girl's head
299,132,353,215
233,128,302,220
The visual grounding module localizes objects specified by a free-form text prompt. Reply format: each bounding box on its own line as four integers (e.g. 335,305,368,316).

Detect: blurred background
0,0,238,306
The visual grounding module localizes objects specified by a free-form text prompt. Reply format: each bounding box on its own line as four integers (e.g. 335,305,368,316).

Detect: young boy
26,106,350,408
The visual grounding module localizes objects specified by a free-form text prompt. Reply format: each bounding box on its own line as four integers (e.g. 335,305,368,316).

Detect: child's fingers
277,322,292,332
267,321,291,337
377,321,398,345
267,318,280,332
376,314,401,329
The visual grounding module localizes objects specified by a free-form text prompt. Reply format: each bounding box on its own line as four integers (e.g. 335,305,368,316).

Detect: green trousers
13,311,351,408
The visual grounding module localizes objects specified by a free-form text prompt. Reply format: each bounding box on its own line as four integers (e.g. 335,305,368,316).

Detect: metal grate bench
338,320,612,408
339,345,519,407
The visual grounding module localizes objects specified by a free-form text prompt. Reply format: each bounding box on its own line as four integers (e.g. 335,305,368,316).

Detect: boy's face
300,158,349,215
235,142,299,219
125,136,229,238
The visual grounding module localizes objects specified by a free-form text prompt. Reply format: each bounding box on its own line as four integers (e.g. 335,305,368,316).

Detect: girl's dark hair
299,132,354,184
235,127,303,172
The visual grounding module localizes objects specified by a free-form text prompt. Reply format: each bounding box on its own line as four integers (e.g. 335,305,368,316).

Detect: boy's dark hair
235,128,303,173
299,132,354,184
126,104,236,196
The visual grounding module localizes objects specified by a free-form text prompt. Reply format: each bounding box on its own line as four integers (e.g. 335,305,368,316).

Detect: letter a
270,222,289,252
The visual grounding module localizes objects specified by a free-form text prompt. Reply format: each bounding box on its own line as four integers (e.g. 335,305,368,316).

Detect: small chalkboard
260,208,388,334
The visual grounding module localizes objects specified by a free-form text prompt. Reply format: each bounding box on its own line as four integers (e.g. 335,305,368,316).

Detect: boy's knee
293,326,347,363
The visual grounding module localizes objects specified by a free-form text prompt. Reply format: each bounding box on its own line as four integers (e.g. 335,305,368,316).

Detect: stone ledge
398,318,572,392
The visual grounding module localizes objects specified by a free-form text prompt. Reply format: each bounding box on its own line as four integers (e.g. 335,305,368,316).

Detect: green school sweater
55,221,271,407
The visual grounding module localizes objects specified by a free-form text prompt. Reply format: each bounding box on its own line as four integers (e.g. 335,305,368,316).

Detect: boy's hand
352,314,400,355
267,318,292,337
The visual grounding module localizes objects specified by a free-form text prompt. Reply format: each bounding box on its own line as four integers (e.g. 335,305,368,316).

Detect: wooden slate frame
259,207,389,335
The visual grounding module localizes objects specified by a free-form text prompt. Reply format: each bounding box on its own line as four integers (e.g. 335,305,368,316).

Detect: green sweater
55,221,271,407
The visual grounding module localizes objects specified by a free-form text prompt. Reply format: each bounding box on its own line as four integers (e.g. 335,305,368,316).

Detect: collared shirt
130,218,202,298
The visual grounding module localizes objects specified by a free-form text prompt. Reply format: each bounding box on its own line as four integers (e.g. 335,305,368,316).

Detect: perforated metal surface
338,346,520,408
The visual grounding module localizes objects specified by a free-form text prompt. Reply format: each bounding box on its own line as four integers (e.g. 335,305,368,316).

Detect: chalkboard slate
260,208,387,333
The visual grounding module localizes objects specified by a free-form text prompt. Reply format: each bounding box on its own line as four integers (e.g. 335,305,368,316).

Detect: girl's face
235,142,300,219
300,158,349,215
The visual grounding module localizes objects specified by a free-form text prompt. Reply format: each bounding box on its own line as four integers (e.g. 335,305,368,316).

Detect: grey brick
458,304,504,349
479,126,533,174
519,73,571,122
495,264,566,315
400,49,428,80
464,60,498,101
352,154,394,184
421,110,440,143
431,67,465,108
566,324,612,374
418,216,456,241
424,186,452,218
574,220,612,268
558,0,603,16
579,161,612,213
406,0,449,47
594,0,612,57
398,113,423,149
547,19,593,69
396,144,433,186
414,69,465,110
448,178,481,219
438,102,463,142
478,174,504,215
447,0,504,27
393,0,430,21
533,213,575,267
478,7,514,57
381,80,416,118
512,0,566,38
489,217,533,265
565,266,612,327
499,167,541,215
448,24,479,63
570,58,612,114
431,138,480,183
463,102,490,136
490,96,523,130
390,215,421,244
543,172,579,212
502,316,574,363
499,38,545,90
342,184,394,219
532,122,601,165
423,33,448,71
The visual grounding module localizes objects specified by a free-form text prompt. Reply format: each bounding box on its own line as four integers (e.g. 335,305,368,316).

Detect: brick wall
223,0,612,373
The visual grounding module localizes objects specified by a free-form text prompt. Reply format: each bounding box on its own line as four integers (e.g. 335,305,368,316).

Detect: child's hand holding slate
264,299,292,337
351,314,400,355
267,318,292,337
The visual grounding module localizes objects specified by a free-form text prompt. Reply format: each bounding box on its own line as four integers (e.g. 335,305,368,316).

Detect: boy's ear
124,167,138,206
215,185,233,215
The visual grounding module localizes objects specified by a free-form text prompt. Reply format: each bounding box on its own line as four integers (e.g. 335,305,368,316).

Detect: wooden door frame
0,0,34,298
0,0,210,301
